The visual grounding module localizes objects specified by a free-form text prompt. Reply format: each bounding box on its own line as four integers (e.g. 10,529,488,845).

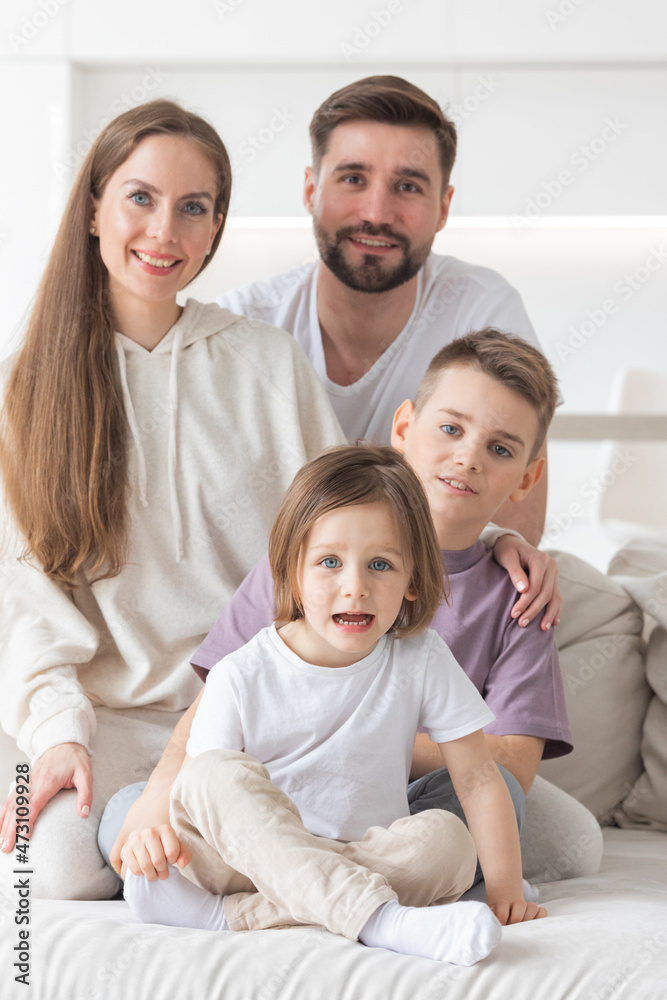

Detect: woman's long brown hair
0,100,231,588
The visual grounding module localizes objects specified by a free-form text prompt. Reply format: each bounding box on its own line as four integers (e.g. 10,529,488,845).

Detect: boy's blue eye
370,559,390,572
321,557,340,569
492,444,511,457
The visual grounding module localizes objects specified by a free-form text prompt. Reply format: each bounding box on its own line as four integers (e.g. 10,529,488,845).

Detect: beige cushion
606,540,667,830
613,626,667,830
539,552,651,821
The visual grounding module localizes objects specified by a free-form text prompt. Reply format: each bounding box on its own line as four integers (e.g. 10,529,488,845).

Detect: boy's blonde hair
269,444,447,637
414,329,559,461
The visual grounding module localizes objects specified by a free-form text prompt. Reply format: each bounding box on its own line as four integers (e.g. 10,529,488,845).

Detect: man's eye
342,175,363,184
321,557,340,569
398,182,419,193
370,559,390,572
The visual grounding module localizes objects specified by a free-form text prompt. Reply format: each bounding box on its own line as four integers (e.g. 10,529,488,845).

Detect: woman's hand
0,742,92,852
489,898,547,924
492,534,562,630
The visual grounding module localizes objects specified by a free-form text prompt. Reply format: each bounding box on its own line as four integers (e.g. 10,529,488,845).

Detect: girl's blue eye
370,559,390,572
321,557,340,569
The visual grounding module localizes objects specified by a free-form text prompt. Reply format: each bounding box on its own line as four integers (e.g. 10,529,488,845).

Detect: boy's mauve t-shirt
191,541,573,759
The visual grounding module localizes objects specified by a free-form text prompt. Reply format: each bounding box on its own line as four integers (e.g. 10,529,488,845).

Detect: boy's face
391,365,544,548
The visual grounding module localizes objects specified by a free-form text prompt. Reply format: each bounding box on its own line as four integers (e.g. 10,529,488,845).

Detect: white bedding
2,829,666,1000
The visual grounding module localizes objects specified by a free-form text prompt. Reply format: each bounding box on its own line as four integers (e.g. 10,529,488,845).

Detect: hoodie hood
114,299,241,563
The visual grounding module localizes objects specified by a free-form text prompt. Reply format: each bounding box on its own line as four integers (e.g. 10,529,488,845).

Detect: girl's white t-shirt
187,625,495,843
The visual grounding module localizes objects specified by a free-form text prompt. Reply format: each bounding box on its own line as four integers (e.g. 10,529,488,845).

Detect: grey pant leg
97,781,147,870
407,764,526,886
0,707,180,900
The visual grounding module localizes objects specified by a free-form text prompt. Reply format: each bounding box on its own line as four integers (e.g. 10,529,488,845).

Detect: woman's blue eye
321,557,340,569
370,559,390,572
130,191,150,206
183,201,206,216
441,424,458,436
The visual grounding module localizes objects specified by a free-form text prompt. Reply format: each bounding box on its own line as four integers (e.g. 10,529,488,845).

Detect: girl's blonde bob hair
269,444,448,638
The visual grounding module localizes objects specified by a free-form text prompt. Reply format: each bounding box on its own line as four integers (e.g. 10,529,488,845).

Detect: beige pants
170,750,477,941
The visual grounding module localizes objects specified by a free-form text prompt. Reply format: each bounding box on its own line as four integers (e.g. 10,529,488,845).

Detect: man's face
304,121,453,294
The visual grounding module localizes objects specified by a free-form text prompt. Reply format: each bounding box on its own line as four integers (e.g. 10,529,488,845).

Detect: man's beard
314,221,432,293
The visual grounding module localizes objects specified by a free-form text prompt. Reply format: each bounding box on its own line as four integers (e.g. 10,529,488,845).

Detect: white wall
1,0,666,563
2,0,666,348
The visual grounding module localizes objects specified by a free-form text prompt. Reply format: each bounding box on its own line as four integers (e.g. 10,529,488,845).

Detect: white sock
523,879,539,903
124,867,229,931
359,899,502,966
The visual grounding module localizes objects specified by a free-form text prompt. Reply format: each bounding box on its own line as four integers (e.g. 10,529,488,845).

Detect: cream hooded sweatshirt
0,300,344,762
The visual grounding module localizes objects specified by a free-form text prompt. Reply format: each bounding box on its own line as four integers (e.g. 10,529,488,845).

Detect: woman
0,99,343,899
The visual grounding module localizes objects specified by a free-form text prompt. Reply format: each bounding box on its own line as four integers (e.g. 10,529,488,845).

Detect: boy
106,331,591,909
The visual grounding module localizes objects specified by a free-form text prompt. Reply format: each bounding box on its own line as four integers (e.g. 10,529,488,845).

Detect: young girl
123,443,545,965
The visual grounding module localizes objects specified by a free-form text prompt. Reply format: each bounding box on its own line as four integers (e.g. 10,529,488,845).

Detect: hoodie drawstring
168,327,184,563
115,342,148,509
116,331,184,563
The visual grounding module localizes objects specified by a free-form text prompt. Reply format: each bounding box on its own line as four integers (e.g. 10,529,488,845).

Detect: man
218,75,547,546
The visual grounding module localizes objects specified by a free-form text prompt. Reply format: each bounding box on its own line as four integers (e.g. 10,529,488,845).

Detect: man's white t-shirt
217,254,540,444
187,624,495,843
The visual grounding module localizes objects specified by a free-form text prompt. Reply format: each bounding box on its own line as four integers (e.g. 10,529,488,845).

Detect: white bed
0,828,662,1000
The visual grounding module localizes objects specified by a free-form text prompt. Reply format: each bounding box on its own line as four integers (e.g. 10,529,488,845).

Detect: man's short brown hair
309,75,457,189
414,330,559,461
269,444,447,638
